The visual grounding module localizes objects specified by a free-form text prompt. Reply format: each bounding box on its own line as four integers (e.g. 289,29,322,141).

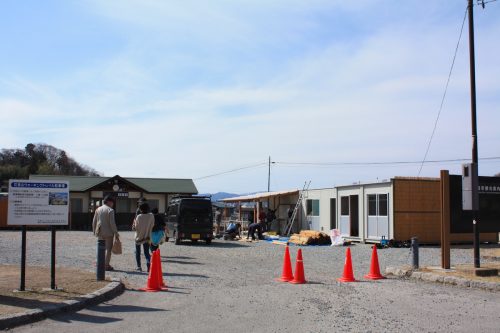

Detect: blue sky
1,0,499,193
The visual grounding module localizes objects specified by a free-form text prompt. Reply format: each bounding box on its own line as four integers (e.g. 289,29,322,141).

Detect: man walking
92,195,119,271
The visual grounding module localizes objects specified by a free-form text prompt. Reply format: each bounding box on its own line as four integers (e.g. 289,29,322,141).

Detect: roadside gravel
1,231,499,332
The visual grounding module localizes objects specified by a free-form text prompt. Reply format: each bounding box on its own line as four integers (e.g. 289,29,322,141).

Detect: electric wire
195,162,267,180
478,0,497,5
417,7,468,176
274,156,500,167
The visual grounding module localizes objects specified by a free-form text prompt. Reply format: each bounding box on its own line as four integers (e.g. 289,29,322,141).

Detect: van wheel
191,239,198,243
175,236,181,245
206,239,212,245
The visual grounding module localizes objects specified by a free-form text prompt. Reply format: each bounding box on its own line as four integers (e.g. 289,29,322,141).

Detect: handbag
112,236,122,255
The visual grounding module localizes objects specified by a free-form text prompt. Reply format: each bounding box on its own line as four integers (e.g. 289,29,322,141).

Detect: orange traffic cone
277,246,294,282
155,249,168,289
337,248,357,282
364,245,385,280
289,249,306,284
140,250,162,292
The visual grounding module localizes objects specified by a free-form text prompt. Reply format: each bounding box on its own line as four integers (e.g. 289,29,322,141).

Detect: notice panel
7,179,70,226
449,175,500,233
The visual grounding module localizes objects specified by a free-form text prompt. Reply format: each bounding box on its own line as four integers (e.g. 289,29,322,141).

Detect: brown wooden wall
393,178,498,244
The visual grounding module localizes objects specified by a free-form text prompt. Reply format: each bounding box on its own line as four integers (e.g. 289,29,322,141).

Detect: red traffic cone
140,250,162,292
364,245,385,280
277,246,294,282
337,248,357,282
289,249,306,284
155,249,168,289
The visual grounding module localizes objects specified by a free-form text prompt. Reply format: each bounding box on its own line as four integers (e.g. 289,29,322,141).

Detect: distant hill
198,191,262,202
0,143,100,188
208,192,240,202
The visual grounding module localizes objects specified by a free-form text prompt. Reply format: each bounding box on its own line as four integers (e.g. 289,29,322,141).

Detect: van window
180,200,212,213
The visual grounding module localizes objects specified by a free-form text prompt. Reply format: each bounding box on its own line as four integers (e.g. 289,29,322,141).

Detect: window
341,196,349,215
306,199,320,216
367,193,388,216
368,194,377,216
70,198,83,213
378,194,388,216
115,198,131,213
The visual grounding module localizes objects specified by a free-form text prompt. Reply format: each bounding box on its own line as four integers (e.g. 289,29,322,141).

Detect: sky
1,0,499,194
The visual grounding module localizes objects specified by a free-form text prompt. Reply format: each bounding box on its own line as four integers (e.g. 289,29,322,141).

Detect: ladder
285,181,311,236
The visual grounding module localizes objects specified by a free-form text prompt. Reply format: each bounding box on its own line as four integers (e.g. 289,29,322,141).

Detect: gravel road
1,231,499,332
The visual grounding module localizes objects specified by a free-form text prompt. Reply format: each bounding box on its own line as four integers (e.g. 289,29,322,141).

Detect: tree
0,143,101,185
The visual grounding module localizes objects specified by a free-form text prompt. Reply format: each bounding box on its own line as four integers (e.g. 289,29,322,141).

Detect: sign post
20,226,27,291
440,170,451,269
7,180,69,291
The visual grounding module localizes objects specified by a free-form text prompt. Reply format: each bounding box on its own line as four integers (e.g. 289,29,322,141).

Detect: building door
330,198,336,230
349,195,359,237
367,193,389,239
340,196,350,236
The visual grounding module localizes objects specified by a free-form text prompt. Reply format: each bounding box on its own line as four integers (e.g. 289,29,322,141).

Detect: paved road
1,231,499,332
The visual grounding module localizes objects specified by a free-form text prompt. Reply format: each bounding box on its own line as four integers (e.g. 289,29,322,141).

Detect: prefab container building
302,177,498,244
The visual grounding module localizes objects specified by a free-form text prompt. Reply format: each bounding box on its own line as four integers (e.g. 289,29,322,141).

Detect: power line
274,156,500,167
193,156,500,181
417,7,468,176
477,0,498,6
195,162,267,180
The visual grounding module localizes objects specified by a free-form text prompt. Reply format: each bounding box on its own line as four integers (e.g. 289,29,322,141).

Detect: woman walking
132,202,154,272
150,208,166,252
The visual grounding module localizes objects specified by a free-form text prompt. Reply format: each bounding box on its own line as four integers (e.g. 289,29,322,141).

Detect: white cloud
2,1,500,193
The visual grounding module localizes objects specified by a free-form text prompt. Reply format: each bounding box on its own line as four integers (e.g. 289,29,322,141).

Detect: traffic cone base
337,248,356,283
289,249,306,284
364,245,385,280
363,274,385,280
277,246,294,282
337,276,357,282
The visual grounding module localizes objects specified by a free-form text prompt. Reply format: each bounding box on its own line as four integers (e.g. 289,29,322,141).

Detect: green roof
126,177,197,194
29,175,197,194
30,175,106,191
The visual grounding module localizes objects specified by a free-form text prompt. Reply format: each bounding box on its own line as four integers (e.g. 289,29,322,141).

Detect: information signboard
450,175,500,233
7,179,69,226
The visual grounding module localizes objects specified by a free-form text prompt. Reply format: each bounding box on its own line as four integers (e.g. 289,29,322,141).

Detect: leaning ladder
285,181,311,236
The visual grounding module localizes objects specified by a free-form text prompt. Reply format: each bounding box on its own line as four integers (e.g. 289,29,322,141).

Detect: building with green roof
29,174,198,230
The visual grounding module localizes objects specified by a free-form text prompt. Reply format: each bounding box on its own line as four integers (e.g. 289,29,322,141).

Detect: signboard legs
51,227,56,290
20,226,27,291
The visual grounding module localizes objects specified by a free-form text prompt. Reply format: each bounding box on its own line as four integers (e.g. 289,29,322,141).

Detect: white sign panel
7,179,70,226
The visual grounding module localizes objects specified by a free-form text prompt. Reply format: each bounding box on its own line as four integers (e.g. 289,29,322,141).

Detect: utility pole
267,156,271,193
267,156,271,213
467,0,480,268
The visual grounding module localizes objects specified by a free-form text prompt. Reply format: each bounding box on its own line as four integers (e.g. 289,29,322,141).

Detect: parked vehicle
166,195,213,245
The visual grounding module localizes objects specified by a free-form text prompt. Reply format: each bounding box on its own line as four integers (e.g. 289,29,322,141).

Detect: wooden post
238,201,242,221
440,170,451,269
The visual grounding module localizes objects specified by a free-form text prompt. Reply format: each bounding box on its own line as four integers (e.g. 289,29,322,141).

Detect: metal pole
267,156,271,220
467,0,480,268
20,226,27,291
440,170,451,269
50,226,56,289
411,237,419,269
96,239,106,281
267,156,271,193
